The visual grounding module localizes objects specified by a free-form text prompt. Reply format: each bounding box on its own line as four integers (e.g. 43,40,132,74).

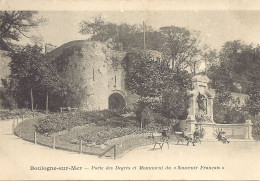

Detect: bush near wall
0,109,44,120
251,115,260,140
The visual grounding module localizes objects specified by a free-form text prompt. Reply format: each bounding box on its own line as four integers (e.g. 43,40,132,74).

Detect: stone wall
48,40,132,110
186,120,253,141
215,120,253,140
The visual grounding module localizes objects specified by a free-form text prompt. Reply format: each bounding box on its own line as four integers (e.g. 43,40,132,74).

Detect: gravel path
1,119,260,180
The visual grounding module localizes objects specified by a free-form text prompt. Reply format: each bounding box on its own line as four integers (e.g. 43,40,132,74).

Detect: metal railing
99,145,116,159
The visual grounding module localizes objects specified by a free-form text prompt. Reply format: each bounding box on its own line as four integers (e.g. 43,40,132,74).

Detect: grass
14,117,177,158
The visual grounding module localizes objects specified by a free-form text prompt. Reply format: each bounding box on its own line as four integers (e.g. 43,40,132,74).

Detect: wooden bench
175,132,189,145
60,107,78,112
175,132,201,145
152,134,169,151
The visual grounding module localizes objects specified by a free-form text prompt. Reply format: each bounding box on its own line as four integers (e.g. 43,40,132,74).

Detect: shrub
0,109,43,120
141,106,155,128
251,115,260,136
0,82,17,110
153,112,178,127
100,117,132,127
253,121,260,136
213,99,248,124
80,109,120,124
195,111,212,122
161,90,190,120
36,112,84,134
35,109,124,134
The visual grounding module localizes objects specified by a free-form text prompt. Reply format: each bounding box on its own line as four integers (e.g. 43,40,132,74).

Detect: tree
123,51,163,98
201,45,218,75
0,11,45,47
0,78,17,109
141,106,155,129
246,82,260,118
8,45,44,110
7,44,71,111
79,15,144,51
207,40,260,123
159,26,201,73
123,49,192,123
161,89,190,120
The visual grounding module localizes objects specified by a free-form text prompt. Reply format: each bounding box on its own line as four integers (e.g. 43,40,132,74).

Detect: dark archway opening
108,93,126,111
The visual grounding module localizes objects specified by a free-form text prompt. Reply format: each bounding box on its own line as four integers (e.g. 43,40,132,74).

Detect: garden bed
14,117,165,157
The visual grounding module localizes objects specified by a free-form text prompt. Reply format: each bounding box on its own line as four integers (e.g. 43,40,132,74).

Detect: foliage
0,108,43,120
79,15,143,51
51,45,83,72
195,111,212,122
0,11,46,46
8,45,45,109
153,112,177,127
35,109,122,134
36,112,82,134
79,15,205,74
134,100,158,124
101,117,136,128
7,43,86,110
207,40,260,123
123,50,192,98
161,89,190,120
208,40,260,95
127,51,192,126
0,78,17,109
123,51,163,98
8,44,67,110
159,26,201,73
134,98,179,129
140,106,155,128
252,115,260,136
213,98,247,124
246,82,260,117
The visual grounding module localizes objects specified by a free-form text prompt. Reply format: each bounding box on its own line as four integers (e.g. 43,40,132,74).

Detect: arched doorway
108,93,126,110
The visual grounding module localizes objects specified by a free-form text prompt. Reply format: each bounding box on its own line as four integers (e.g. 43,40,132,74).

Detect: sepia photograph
0,0,260,180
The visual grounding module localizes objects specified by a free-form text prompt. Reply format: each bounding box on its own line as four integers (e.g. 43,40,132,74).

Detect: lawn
14,117,174,158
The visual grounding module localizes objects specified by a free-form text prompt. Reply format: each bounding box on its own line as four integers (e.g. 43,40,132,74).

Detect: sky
29,10,260,50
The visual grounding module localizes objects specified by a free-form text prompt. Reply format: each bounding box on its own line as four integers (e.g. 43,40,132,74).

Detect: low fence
11,115,119,159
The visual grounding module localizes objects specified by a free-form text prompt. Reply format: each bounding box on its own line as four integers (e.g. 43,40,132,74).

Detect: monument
186,74,253,141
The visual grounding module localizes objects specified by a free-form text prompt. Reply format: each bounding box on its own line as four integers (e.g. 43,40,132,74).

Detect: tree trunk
205,57,207,75
30,88,34,111
46,91,49,112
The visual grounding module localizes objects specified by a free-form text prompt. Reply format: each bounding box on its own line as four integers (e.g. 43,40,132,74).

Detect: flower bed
35,110,135,135
14,117,158,157
14,109,178,158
